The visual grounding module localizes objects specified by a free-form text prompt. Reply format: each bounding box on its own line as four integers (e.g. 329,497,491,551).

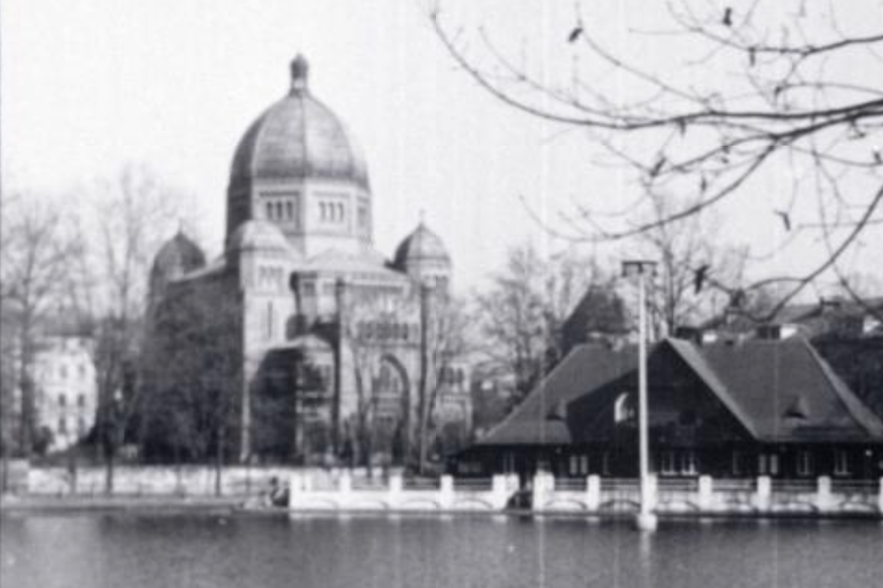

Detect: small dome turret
150,231,206,285
393,222,451,270
393,222,452,288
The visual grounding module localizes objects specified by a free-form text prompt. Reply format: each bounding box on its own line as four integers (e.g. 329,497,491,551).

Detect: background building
144,55,471,466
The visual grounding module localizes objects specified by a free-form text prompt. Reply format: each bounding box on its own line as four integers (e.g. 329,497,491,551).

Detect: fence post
642,473,658,511
816,476,833,512
586,475,601,511
389,473,403,506
440,475,454,509
491,475,508,509
698,475,714,511
288,472,301,509
532,472,549,512
754,476,771,511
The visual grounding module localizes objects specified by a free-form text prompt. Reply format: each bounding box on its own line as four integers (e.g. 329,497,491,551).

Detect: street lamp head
621,259,658,278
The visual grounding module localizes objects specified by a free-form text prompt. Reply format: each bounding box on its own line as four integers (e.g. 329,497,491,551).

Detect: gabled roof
478,337,883,447
697,338,883,442
476,343,636,446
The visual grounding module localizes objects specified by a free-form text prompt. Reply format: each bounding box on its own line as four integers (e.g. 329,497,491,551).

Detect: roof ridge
665,337,761,439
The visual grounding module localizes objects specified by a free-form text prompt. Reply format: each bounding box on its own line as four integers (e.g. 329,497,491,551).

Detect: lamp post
622,260,658,532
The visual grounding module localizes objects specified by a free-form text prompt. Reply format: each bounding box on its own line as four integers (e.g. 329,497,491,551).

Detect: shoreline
3,495,881,522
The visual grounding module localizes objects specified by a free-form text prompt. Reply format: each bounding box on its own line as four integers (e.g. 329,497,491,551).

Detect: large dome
229,55,369,190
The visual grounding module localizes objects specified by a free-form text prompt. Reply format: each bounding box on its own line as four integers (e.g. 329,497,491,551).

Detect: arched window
275,201,284,220
266,201,274,219
285,200,294,220
614,392,633,424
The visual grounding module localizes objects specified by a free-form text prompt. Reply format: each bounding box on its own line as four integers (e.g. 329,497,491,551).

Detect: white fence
532,473,883,516
288,472,519,513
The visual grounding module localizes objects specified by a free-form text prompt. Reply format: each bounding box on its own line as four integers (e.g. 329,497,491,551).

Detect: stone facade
145,55,470,466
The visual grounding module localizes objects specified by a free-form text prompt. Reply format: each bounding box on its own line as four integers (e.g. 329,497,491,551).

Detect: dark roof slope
698,338,883,442
476,343,636,446
478,337,883,447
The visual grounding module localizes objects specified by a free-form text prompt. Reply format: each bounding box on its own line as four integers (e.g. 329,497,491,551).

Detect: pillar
440,475,454,509
754,475,771,511
586,475,601,511
698,475,714,511
816,476,833,512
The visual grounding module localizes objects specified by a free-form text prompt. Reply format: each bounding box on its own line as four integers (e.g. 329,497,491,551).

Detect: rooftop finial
290,53,309,92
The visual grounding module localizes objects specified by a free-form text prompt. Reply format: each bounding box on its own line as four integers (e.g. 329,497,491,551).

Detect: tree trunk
214,425,224,497
105,450,115,495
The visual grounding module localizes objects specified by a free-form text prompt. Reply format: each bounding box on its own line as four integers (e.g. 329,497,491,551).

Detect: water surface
2,513,881,588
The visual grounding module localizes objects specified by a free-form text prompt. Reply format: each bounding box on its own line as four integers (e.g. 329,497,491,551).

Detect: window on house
769,454,780,476
266,201,274,220
732,451,744,476
60,365,68,379
579,455,589,476
797,451,813,477
285,200,294,221
614,392,633,424
660,451,676,475
275,202,283,220
58,393,67,407
833,451,851,476
58,417,67,434
77,394,85,408
503,452,516,474
680,452,697,475
77,417,86,436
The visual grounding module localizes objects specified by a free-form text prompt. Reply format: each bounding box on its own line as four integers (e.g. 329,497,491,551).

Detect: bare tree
0,190,80,457
474,242,617,405
418,290,472,471
431,1,883,320
68,163,187,492
637,196,750,335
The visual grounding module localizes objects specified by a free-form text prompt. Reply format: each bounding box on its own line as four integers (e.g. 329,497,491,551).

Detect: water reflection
1,515,881,588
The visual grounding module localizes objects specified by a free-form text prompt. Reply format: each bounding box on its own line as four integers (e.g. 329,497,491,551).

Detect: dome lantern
290,54,309,93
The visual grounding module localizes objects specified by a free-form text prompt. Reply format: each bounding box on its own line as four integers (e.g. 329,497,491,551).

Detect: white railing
532,474,883,516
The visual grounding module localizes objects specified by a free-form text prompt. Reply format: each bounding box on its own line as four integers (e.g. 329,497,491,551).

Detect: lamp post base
635,511,658,532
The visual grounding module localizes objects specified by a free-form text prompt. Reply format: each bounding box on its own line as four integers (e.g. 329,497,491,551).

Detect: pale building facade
33,335,98,452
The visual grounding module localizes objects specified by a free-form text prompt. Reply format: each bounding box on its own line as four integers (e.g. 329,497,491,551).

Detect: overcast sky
3,0,881,295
